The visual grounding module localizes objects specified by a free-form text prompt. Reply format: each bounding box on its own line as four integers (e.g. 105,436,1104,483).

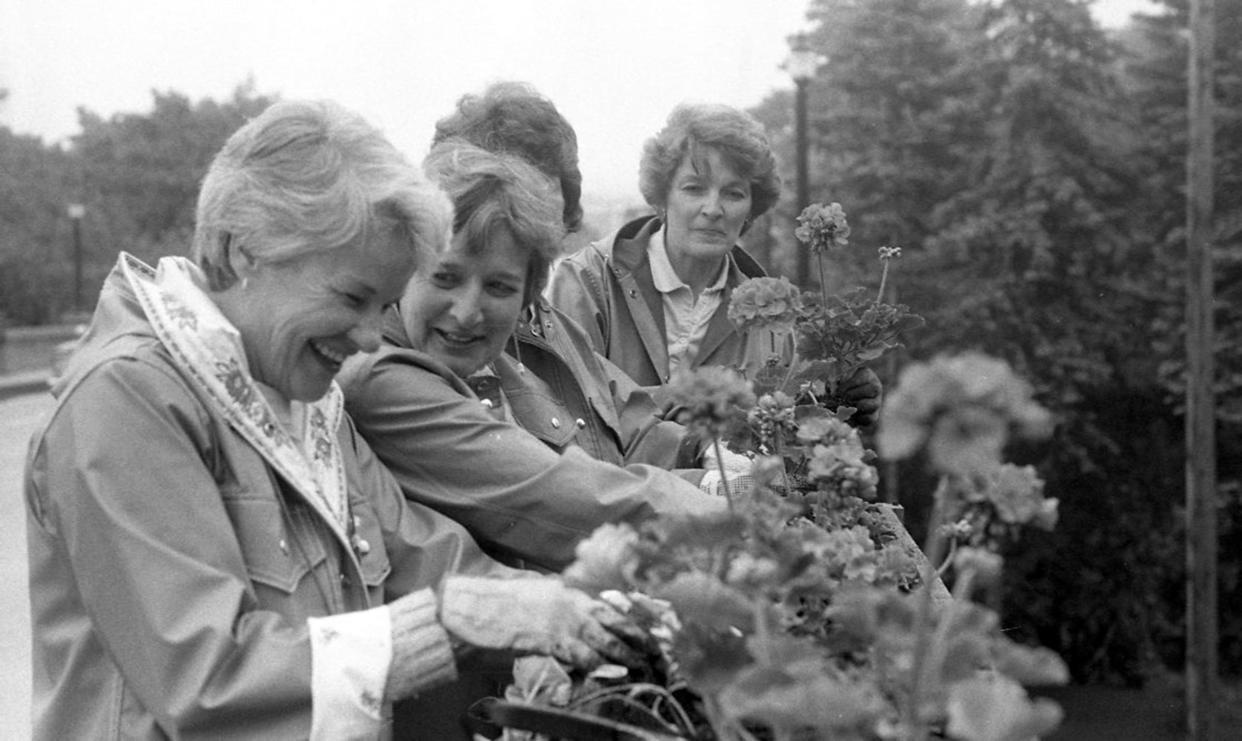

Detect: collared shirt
649,228,730,378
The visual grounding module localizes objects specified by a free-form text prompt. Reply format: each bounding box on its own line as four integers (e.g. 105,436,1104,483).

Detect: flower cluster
668,366,755,437
794,202,851,253
745,391,797,453
726,276,803,333
878,352,1053,475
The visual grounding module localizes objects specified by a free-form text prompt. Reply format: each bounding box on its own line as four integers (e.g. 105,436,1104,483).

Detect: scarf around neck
120,253,352,540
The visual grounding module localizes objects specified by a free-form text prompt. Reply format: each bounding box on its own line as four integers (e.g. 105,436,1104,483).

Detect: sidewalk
0,370,51,401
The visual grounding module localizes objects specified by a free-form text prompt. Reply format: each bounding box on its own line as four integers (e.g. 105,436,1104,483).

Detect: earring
240,276,250,291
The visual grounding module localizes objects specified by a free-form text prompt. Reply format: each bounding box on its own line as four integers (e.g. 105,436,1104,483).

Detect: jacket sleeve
594,352,705,477
548,249,611,357
28,356,322,738
343,353,725,572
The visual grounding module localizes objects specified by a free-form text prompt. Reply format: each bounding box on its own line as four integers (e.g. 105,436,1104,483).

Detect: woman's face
400,227,530,377
662,146,753,277
233,232,415,401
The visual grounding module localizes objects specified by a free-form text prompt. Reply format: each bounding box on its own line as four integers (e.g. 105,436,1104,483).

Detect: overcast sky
1,0,1159,203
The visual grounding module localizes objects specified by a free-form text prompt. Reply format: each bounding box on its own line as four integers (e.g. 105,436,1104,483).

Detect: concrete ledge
0,371,51,401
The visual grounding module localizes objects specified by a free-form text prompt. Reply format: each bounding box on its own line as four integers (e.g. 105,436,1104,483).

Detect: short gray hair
193,99,451,290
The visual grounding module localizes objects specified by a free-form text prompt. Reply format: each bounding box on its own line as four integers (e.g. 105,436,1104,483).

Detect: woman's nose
348,311,385,353
700,192,724,217
449,286,485,327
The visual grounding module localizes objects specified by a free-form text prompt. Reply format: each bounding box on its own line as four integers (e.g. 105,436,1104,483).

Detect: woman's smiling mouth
434,328,482,348
310,339,349,369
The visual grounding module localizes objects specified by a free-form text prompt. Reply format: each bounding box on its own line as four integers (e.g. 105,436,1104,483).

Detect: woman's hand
438,576,653,670
840,366,883,428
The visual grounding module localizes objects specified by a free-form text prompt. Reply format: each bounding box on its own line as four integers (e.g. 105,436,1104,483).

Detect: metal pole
72,217,83,312
1185,0,1217,737
795,78,810,288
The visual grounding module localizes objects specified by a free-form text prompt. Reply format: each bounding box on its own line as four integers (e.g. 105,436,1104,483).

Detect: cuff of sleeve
387,588,458,699
308,605,393,740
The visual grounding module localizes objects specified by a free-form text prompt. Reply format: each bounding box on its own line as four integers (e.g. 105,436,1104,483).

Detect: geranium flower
878,352,1053,474
728,276,803,333
807,441,879,499
794,202,851,253
946,673,1064,741
669,366,756,437
562,522,640,592
980,464,1056,528
747,391,797,450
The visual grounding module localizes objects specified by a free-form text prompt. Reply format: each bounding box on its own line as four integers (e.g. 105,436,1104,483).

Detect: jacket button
278,539,289,555
628,289,638,298
551,417,561,429
339,574,350,588
354,538,371,556
575,418,587,429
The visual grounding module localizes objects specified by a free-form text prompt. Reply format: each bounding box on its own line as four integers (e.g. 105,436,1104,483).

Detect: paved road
1,391,53,741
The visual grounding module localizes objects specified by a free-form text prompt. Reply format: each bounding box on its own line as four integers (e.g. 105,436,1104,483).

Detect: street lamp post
786,33,820,288
67,204,85,313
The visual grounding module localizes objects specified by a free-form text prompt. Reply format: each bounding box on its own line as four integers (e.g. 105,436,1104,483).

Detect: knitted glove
438,576,648,670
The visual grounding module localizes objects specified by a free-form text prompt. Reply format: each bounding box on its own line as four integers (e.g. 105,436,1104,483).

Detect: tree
73,81,276,267
0,129,78,324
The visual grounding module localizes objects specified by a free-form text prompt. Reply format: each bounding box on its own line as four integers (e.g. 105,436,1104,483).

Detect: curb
0,373,51,402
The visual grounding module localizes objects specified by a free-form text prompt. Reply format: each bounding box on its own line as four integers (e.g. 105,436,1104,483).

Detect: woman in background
549,102,882,425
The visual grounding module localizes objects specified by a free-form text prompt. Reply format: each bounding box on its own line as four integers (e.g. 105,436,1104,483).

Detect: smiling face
229,231,415,401
399,227,530,377
662,146,753,284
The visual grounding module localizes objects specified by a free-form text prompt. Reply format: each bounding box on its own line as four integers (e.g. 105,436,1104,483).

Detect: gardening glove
699,443,755,497
700,442,754,475
438,575,650,671
840,366,882,428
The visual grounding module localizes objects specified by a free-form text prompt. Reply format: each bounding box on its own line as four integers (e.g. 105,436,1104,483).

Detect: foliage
741,0,1242,684
0,82,276,325
526,350,1066,741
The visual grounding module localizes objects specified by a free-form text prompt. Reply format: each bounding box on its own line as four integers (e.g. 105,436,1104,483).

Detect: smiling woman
23,99,650,740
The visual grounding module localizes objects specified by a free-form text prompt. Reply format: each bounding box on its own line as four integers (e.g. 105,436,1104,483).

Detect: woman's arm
341,350,723,572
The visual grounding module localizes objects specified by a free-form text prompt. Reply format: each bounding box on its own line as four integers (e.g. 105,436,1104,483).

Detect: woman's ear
226,236,260,288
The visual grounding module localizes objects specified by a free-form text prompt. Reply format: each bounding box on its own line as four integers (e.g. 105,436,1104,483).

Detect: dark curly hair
433,81,583,233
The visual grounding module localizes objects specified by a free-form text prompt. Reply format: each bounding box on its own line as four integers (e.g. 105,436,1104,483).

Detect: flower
728,276,803,332
794,202,851,253
978,464,1053,527
878,245,902,261
562,522,640,592
669,366,756,437
807,440,879,499
877,352,1053,474
747,391,798,450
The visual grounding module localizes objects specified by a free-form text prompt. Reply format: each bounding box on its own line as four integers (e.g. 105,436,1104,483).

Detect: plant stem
817,252,829,307
903,477,952,740
779,330,799,394
713,438,734,509
877,259,891,304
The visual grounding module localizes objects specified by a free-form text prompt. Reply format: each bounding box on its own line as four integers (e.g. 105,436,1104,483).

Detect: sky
1,0,1161,204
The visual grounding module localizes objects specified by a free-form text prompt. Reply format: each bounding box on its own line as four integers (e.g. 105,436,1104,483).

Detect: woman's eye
487,281,520,297
341,292,365,308
430,272,458,288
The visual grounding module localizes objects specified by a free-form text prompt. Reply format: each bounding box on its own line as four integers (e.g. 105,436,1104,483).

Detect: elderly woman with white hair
24,100,645,740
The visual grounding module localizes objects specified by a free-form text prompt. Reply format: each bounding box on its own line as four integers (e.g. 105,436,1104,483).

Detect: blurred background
2,0,1239,738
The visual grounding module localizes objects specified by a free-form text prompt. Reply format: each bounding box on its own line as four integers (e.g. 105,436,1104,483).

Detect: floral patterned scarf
121,253,351,540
